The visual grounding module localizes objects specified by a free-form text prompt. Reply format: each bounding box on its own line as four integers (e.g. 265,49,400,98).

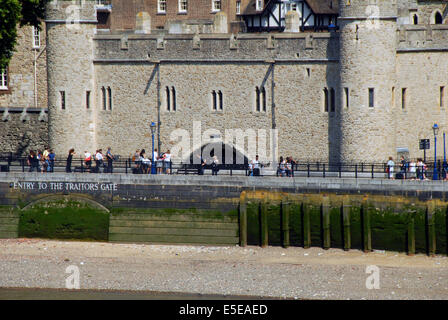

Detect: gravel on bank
0,239,447,300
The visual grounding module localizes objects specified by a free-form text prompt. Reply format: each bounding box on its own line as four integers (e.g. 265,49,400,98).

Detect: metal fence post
323,164,326,178
355,164,358,179
339,164,342,178
371,164,374,179
307,163,310,177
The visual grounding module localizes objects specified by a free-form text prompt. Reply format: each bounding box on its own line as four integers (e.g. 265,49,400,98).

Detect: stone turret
46,0,97,156
337,0,398,163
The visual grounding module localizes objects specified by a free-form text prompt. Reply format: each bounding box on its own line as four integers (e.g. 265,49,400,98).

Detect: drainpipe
269,61,277,168
157,62,161,153
33,45,46,109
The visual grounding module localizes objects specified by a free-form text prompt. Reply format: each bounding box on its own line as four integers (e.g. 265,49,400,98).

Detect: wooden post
407,212,415,256
342,200,351,251
302,203,311,249
426,203,436,256
322,196,331,250
239,200,247,247
362,202,372,252
260,202,268,248
281,201,290,248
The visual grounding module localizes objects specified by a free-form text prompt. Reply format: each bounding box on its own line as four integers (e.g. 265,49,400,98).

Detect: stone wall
0,110,48,155
0,24,47,110
93,33,338,162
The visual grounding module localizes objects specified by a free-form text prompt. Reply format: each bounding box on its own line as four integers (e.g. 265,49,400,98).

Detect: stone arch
187,142,250,165
431,10,444,24
21,194,110,212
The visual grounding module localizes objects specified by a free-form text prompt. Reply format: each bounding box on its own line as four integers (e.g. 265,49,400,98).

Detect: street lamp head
433,123,439,137
150,121,156,134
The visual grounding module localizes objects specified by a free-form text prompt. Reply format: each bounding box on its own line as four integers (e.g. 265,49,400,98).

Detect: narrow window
413,14,418,25
323,88,329,112
218,90,223,110
306,68,311,78
212,90,217,110
212,0,221,11
60,91,66,110
158,0,167,13
440,86,445,108
391,87,395,108
86,91,91,109
166,87,170,111
255,87,260,112
435,12,443,24
236,0,241,14
369,88,374,108
261,87,266,112
255,0,263,11
171,87,176,111
0,68,8,90
179,0,187,13
402,88,407,110
344,87,349,108
107,87,112,110
32,26,40,49
102,87,106,110
330,88,335,112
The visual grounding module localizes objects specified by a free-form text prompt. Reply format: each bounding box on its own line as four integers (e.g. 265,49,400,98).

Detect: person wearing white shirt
164,150,171,174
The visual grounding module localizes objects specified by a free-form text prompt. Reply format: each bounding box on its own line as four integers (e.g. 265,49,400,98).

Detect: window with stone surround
60,91,66,110
440,86,445,108
0,68,8,90
86,91,91,109
323,88,329,112
212,0,221,12
172,87,176,111
158,0,167,13
212,90,223,110
368,88,374,108
179,0,187,13
166,87,171,111
256,0,263,11
102,87,106,110
107,87,112,110
255,86,266,112
433,11,443,24
402,88,407,110
236,0,241,14
344,87,349,109
32,26,40,49
330,88,335,112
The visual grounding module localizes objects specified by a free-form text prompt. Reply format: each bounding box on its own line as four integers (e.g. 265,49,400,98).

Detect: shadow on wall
327,30,341,165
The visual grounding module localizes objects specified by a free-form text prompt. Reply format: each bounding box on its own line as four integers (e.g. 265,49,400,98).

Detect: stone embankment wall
0,173,447,254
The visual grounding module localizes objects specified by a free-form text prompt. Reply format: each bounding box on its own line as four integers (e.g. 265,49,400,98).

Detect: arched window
432,10,443,24
330,88,335,112
166,87,170,111
255,87,260,112
101,87,106,110
261,87,266,112
218,90,223,110
412,14,418,25
107,87,112,110
323,88,329,112
171,87,176,111
212,90,217,110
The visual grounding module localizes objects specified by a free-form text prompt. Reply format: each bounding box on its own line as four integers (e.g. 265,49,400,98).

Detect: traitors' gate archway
188,143,250,165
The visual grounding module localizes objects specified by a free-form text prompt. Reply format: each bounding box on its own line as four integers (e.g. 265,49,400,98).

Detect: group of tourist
80,148,116,173
275,156,297,177
27,147,56,173
386,156,447,180
132,148,172,174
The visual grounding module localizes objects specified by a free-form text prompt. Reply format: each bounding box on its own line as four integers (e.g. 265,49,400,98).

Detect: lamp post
150,121,157,174
432,123,439,180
